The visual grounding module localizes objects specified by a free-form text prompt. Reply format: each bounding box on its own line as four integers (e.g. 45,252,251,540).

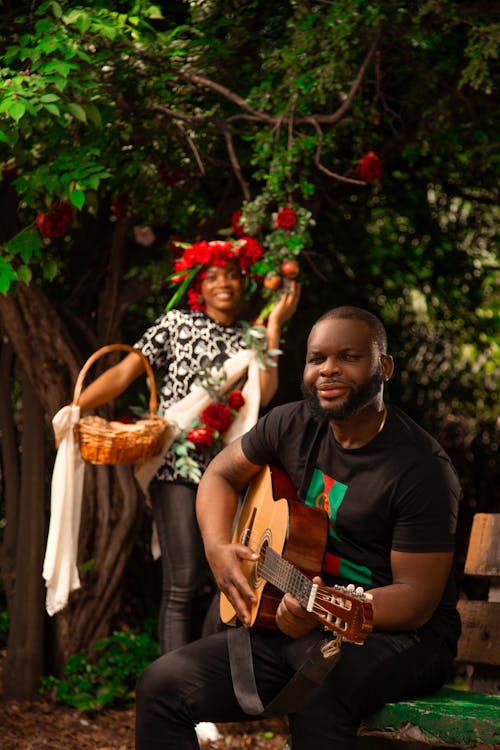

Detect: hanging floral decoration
230,197,314,322
164,195,314,318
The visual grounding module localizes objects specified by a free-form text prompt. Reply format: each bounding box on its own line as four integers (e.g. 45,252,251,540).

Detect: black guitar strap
227,625,341,717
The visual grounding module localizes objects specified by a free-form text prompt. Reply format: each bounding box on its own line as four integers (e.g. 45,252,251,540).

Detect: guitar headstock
311,584,373,644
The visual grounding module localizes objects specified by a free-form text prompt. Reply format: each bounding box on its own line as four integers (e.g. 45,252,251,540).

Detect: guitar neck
258,546,315,609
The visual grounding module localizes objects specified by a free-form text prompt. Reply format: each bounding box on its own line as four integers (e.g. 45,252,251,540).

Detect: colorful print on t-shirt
305,468,373,587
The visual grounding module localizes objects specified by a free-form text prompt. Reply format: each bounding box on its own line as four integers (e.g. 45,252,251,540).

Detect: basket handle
72,344,158,417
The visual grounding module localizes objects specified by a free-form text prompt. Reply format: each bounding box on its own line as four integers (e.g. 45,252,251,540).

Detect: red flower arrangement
275,206,298,229
182,388,245,459
356,152,384,182
173,239,264,279
35,202,73,240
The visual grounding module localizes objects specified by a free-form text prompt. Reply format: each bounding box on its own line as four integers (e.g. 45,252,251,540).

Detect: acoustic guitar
219,465,373,644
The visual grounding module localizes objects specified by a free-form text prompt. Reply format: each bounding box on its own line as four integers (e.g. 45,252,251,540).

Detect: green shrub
41,627,160,711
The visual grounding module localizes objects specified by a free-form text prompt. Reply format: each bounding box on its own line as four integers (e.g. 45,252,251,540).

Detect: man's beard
301,367,385,423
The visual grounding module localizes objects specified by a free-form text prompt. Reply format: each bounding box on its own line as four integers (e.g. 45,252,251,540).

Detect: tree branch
175,121,206,175
312,30,381,124
179,72,276,124
222,123,251,200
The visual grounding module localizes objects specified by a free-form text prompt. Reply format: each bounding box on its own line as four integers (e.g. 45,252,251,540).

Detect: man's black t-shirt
241,401,462,649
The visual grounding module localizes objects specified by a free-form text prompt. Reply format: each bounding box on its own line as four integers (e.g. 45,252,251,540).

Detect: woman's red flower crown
170,238,265,311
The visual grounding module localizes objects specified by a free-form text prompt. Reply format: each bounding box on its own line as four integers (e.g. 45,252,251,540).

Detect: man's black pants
135,625,454,750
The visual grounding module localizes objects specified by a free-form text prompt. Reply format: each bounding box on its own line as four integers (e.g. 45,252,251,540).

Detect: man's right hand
207,542,259,627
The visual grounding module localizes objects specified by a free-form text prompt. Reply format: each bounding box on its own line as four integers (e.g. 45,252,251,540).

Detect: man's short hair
315,306,388,354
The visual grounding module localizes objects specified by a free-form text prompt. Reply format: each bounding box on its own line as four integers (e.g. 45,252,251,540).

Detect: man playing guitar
135,306,461,750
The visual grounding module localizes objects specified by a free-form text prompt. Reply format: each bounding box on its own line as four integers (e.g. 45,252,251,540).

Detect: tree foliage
0,0,498,697
1,0,498,417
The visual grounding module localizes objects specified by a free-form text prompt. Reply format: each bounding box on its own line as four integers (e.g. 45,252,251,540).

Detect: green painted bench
358,687,500,748
358,514,500,749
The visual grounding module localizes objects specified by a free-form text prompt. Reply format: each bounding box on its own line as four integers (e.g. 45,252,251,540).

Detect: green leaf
40,93,60,103
75,12,92,36
0,97,15,114
67,102,87,122
16,264,32,284
44,103,61,116
50,1,63,19
86,103,102,127
165,265,202,312
39,60,74,77
9,100,26,123
0,258,18,294
42,259,59,281
5,227,43,262
70,188,85,209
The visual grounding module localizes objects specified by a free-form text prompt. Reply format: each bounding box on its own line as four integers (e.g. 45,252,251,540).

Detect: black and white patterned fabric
134,309,248,483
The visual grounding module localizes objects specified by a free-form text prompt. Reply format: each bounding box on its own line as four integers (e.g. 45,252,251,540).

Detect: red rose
187,425,214,450
2,160,18,180
201,402,233,434
169,236,184,257
276,206,297,230
205,241,234,269
356,152,383,182
187,287,205,311
231,210,246,238
182,241,214,269
35,202,73,240
158,164,183,186
227,390,245,411
236,237,265,272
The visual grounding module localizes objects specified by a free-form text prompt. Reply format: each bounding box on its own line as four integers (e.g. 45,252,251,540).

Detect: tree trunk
0,339,19,608
2,366,46,698
0,273,144,691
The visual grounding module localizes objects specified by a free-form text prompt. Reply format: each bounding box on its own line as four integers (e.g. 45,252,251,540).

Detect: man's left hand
275,575,321,638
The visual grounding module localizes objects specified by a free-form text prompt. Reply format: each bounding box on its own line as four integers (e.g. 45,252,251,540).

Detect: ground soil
0,699,289,749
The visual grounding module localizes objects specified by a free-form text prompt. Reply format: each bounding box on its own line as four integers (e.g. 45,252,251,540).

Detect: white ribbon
42,404,84,616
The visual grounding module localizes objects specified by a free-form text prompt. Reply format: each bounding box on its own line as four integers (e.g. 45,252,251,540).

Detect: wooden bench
357,513,500,749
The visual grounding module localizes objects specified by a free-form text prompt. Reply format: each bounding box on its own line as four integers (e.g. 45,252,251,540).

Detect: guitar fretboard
258,545,313,609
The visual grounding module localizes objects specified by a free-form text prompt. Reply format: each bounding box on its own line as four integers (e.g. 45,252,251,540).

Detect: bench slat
465,514,500,578
456,600,500,665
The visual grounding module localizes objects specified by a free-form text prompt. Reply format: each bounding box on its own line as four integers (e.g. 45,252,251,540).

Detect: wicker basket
73,344,168,465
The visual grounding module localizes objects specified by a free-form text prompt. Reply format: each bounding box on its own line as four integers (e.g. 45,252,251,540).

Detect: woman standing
76,238,301,653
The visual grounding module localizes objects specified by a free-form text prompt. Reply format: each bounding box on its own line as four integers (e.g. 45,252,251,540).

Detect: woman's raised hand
267,280,301,330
